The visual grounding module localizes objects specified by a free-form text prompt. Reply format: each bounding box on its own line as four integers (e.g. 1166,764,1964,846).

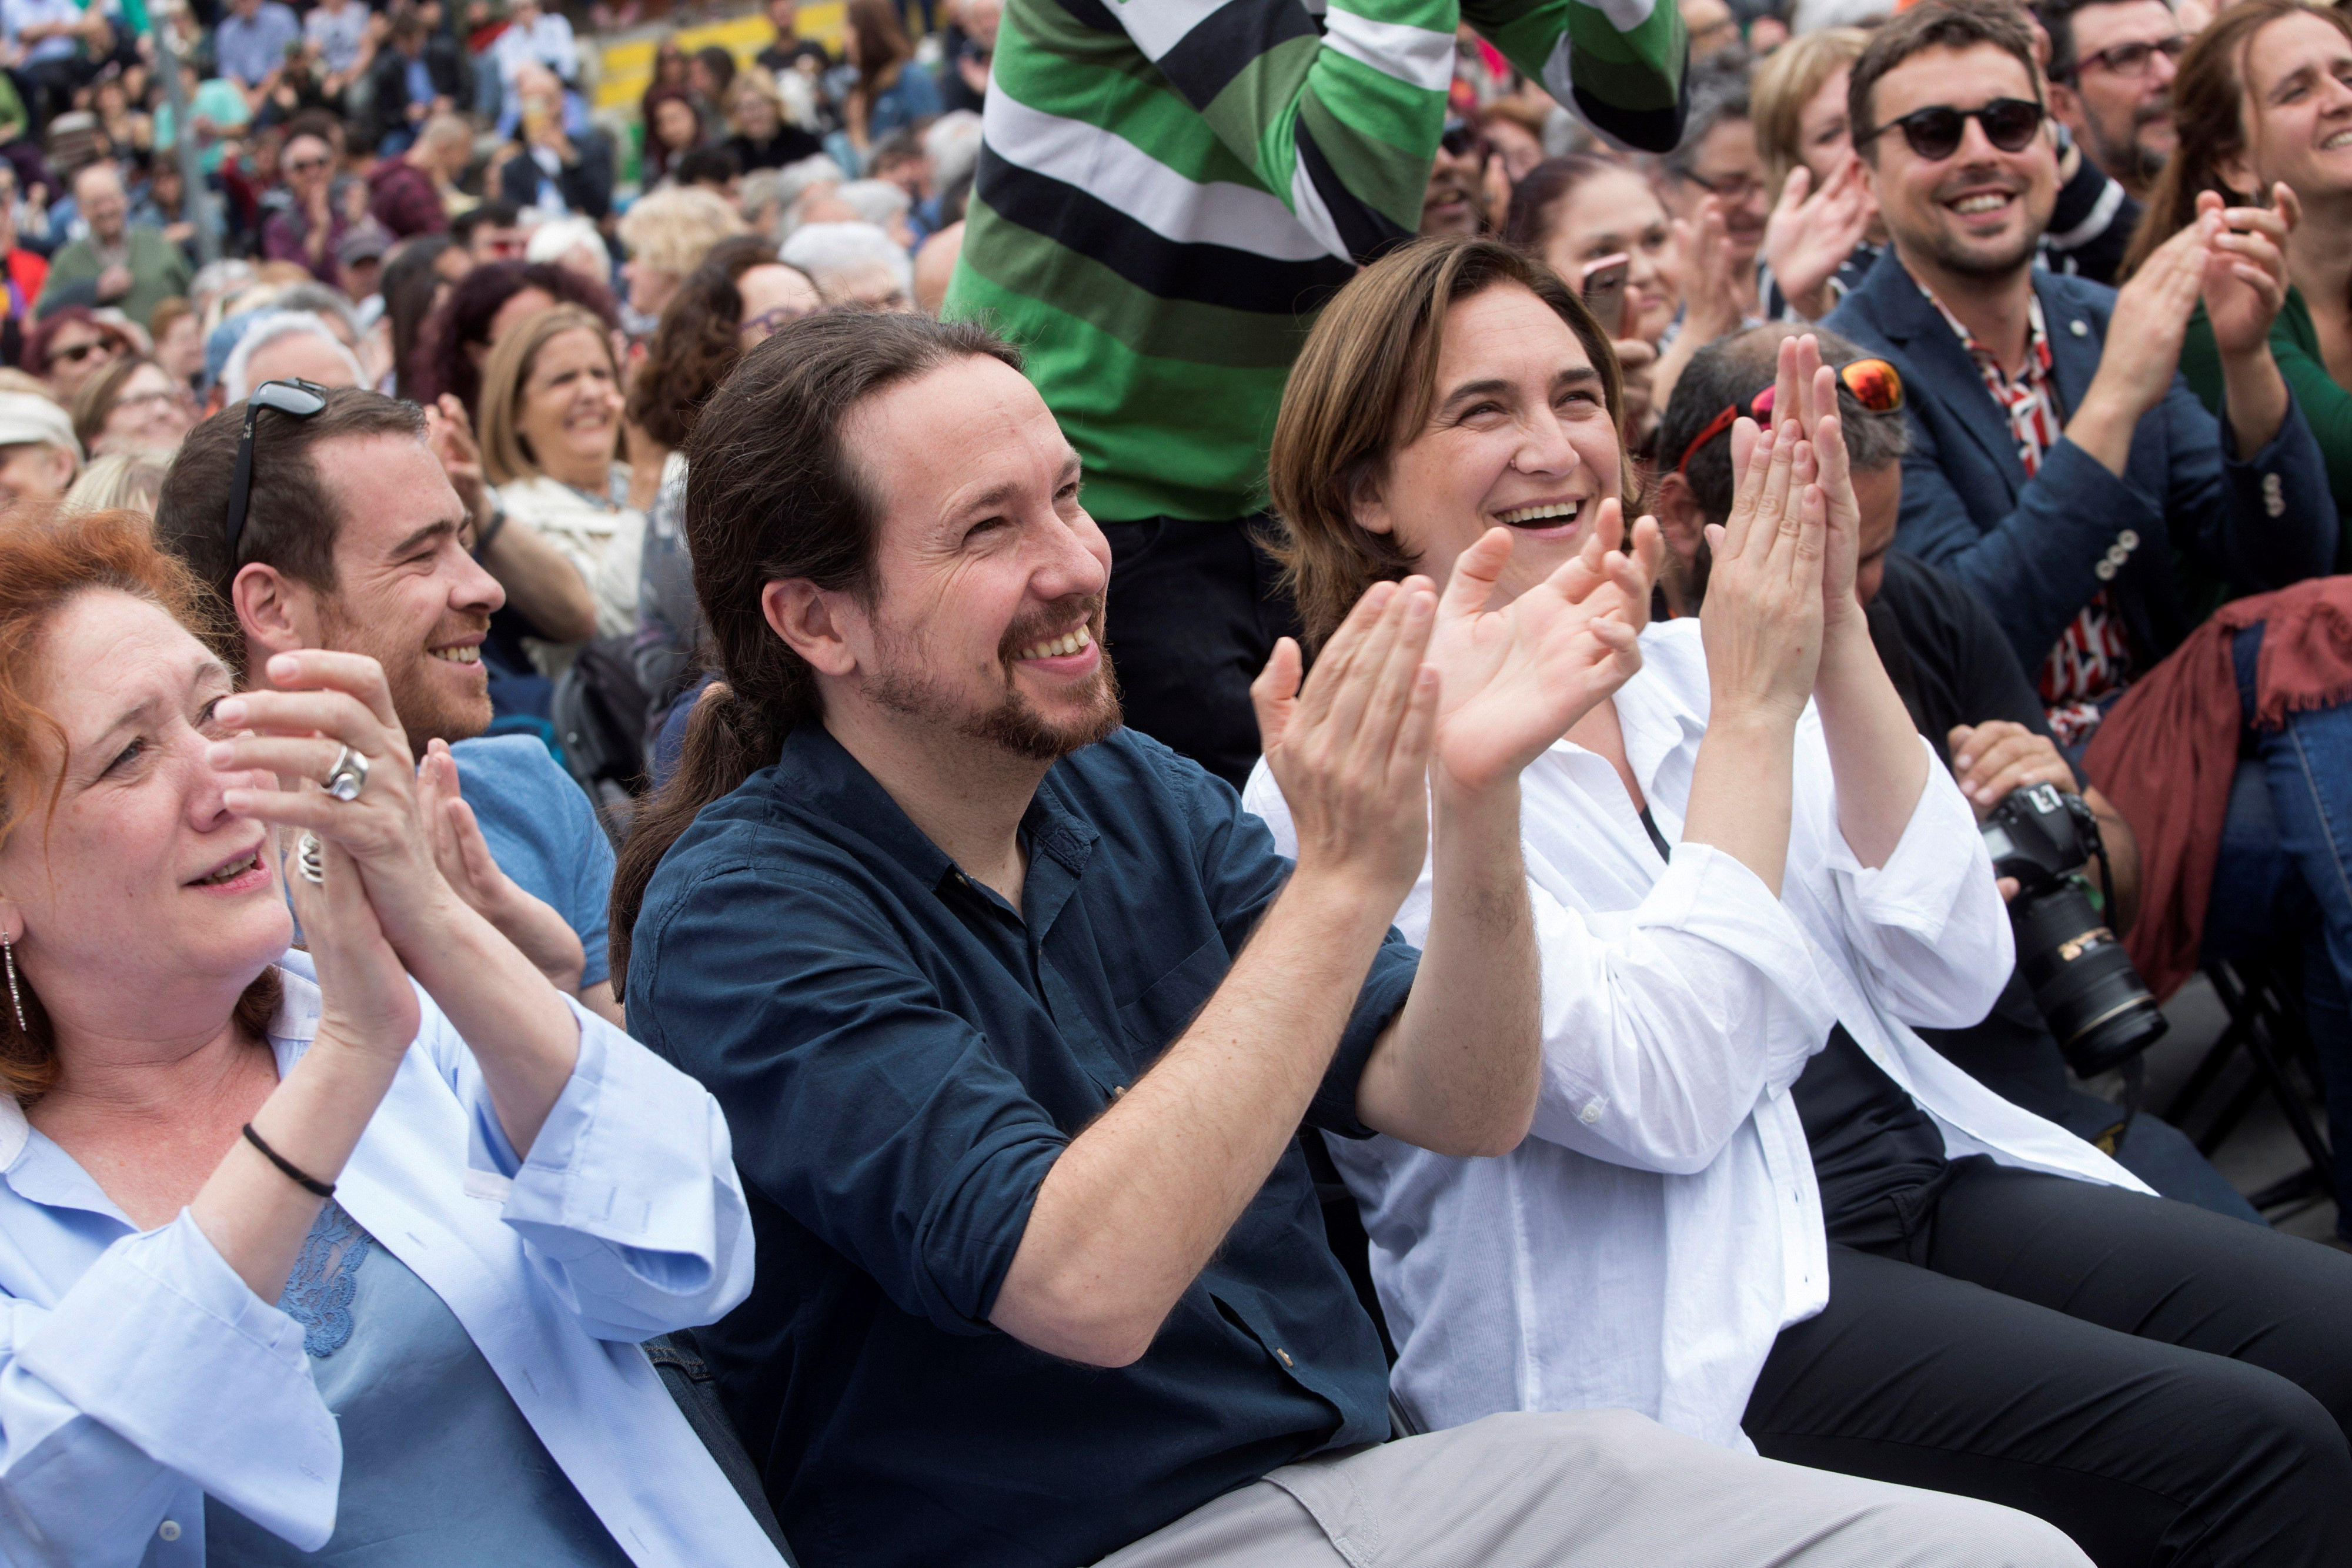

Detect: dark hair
410,258,620,416
846,0,913,93
450,198,522,247
2035,0,2102,79
642,85,704,185
627,234,779,448
1850,0,2044,152
1654,323,1911,524
151,387,429,671
2123,0,2347,277
1266,235,1626,651
381,235,457,403
282,106,345,155
1501,153,1633,252
1666,56,1754,176
674,142,742,188
608,313,1021,994
0,505,278,1104
694,43,738,96
26,308,128,378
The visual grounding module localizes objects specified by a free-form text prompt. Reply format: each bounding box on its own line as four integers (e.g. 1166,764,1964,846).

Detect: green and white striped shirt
946,0,1689,523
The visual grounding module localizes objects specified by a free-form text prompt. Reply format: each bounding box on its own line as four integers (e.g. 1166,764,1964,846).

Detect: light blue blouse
206,1202,636,1565
0,950,781,1567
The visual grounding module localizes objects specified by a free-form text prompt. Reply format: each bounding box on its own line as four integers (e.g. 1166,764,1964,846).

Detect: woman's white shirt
495,469,646,650
0,950,776,1567
1240,617,2144,1451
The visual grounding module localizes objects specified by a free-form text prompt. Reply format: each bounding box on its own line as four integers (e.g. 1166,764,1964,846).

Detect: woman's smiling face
1354,283,1623,605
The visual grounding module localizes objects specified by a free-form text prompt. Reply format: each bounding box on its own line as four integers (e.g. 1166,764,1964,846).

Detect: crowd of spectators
6,0,2352,1563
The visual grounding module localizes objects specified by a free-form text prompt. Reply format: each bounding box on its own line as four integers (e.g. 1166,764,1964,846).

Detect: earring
4,937,24,1035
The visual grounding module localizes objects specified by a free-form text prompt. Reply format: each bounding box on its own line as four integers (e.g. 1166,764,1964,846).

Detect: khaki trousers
1097,1409,2090,1568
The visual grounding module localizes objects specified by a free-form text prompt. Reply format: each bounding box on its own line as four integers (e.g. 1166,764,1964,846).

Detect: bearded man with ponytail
610,309,2034,1568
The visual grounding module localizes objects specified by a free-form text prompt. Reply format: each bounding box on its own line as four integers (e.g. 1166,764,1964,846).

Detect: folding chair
2162,957,2335,1212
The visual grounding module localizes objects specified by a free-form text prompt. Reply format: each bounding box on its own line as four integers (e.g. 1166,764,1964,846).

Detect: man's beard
1421,172,1488,236
2090,102,2172,191
321,600,493,749
1911,171,2047,280
868,596,1123,764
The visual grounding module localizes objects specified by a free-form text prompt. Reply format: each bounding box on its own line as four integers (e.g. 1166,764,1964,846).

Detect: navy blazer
1824,249,2336,674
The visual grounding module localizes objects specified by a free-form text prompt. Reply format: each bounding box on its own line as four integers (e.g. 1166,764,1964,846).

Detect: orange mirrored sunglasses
1672,357,1904,475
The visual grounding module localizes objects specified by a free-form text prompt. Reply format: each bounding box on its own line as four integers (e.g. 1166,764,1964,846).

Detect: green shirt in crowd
2181,287,2352,609
947,0,1688,524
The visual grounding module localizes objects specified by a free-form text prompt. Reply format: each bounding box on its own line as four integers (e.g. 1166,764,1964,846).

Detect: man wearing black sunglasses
1828,0,2352,1242
2042,0,2183,202
1828,0,2330,691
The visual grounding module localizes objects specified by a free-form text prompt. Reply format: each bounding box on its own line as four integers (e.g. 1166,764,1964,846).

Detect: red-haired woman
0,507,780,1563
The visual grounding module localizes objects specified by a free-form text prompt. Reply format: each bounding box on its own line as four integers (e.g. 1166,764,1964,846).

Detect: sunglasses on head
1672,357,1905,475
223,379,329,567
1856,97,2044,162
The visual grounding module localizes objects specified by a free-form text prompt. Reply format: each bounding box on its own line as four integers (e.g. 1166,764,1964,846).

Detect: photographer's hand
1950,720,2139,931
1947,720,2076,820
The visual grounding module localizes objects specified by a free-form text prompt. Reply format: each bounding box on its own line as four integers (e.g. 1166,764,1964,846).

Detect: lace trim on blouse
277,1201,371,1359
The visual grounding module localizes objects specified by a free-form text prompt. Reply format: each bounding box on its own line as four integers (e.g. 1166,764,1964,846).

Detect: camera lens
2009,880,2168,1076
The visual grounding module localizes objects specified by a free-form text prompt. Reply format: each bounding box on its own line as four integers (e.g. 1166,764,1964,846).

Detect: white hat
0,392,81,461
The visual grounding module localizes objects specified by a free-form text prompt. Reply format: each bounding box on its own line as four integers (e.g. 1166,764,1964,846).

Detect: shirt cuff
492,1002,736,1303
16,1212,340,1549
1815,735,1987,944
1314,930,1420,1139
1637,840,1838,1031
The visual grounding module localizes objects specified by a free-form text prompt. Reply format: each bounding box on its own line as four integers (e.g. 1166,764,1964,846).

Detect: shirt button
2105,544,2130,566
1578,1096,1605,1125
2117,529,2139,551
1111,1084,1126,1098
2094,559,2118,580
2070,319,2090,336
1274,1348,1294,1368
159,1521,182,1542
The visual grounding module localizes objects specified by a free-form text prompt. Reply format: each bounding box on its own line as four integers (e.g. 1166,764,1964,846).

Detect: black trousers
1098,515,1301,791
1744,1158,2352,1567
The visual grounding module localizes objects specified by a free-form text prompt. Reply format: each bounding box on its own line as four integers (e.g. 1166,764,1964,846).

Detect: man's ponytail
605,311,1023,1001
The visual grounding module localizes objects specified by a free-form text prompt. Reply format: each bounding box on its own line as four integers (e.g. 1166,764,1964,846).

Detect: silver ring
296,831,326,885
320,745,369,802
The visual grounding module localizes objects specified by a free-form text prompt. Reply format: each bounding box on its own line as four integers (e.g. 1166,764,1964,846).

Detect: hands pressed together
1701,333,1871,726
206,650,587,1088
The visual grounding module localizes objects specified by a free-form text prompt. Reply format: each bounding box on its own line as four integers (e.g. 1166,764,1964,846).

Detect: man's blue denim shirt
626,723,1416,1568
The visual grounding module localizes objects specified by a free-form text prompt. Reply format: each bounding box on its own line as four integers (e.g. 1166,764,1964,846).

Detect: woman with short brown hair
1254,233,2352,1560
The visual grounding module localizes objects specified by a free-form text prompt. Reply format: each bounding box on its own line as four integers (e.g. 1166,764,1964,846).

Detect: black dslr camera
1981,783,2167,1076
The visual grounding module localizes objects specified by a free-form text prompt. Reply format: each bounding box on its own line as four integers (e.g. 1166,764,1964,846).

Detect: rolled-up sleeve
459,1001,757,1342
1521,842,1838,1172
2,1214,339,1563
630,867,1071,1335
1798,727,2014,1030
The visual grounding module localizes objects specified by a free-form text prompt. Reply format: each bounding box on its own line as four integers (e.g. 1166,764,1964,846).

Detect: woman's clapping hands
1423,503,1663,793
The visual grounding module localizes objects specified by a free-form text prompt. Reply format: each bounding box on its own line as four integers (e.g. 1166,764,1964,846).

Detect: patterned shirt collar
1919,282,2052,389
